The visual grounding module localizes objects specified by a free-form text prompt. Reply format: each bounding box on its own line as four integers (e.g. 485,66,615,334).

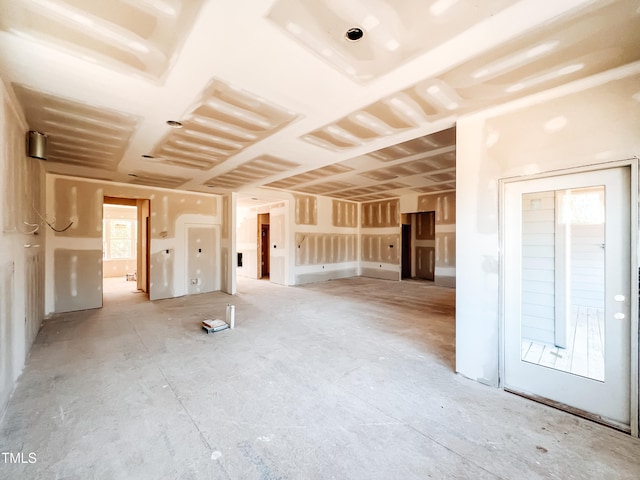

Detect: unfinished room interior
0,0,639,478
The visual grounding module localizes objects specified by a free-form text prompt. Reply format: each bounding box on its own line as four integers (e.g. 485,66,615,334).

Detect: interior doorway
259,213,270,279
102,197,150,302
401,212,436,281
401,223,411,279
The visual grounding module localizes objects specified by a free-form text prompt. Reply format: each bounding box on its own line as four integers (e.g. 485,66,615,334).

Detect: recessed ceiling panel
332,186,379,198
282,129,457,199
204,155,300,190
153,78,300,170
352,193,398,202
265,163,354,189
13,83,139,171
129,171,190,189
442,0,640,99
301,91,460,151
295,181,355,195
331,181,407,200
301,2,639,152
423,169,456,184
0,0,204,79
268,0,518,82
411,182,455,193
368,128,457,162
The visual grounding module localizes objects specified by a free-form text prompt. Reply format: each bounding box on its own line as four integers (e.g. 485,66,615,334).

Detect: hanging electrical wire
31,205,74,233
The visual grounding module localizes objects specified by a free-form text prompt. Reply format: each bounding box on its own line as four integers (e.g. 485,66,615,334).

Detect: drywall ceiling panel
0,0,204,79
204,155,300,190
352,193,397,201
298,181,355,195
423,170,456,184
13,83,139,171
442,0,640,99
128,171,190,189
300,2,639,154
368,128,457,161
411,182,456,193
152,79,300,176
267,128,457,200
265,163,354,190
2,0,635,199
267,0,518,82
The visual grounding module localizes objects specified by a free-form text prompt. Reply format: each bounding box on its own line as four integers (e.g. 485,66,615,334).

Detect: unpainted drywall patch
220,247,229,292
54,249,102,312
54,179,102,238
361,199,399,228
416,246,435,280
417,192,456,224
294,194,317,225
295,233,357,266
271,214,285,248
415,212,436,240
436,233,456,268
150,250,174,300
0,261,15,410
361,234,400,264
222,195,229,239
332,200,357,228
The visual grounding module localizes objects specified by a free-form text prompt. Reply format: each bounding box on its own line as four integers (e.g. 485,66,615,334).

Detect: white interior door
503,166,632,430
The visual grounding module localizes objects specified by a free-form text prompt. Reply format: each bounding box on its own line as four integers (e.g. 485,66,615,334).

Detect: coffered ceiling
0,0,638,203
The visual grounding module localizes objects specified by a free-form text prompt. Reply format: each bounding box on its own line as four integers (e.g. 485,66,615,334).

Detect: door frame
102,196,150,300
498,158,639,437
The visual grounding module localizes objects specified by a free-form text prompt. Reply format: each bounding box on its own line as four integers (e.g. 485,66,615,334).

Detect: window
103,213,136,260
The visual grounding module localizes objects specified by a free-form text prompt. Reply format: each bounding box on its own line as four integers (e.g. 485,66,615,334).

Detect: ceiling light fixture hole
345,28,364,42
166,120,183,128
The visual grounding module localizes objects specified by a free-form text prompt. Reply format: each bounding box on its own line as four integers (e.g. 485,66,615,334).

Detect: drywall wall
294,196,359,284
414,212,436,281
236,194,359,285
236,207,259,279
399,191,456,287
418,192,456,287
455,65,640,387
186,224,219,294
45,175,224,313
361,199,400,280
0,80,46,417
269,203,288,285
220,193,236,294
294,194,317,225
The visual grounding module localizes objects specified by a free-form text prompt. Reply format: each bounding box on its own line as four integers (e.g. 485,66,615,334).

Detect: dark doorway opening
401,223,411,279
260,222,270,279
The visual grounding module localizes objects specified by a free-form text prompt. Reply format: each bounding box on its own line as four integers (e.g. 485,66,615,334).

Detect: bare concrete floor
1,276,639,479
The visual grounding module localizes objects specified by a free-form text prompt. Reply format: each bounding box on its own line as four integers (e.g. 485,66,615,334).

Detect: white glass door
503,167,631,429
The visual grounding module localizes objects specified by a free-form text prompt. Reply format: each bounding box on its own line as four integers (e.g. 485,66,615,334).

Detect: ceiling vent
27,131,47,160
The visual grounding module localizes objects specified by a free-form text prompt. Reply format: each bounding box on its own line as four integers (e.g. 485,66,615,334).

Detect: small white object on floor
226,304,235,329
202,319,229,334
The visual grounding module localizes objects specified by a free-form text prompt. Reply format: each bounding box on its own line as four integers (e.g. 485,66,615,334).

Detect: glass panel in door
503,167,631,430
520,187,605,381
